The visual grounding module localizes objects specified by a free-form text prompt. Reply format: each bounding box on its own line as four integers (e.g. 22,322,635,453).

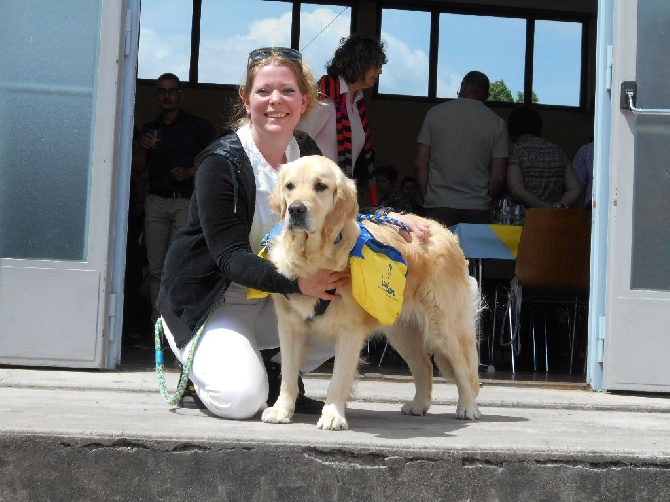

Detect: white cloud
137,27,190,80
379,31,429,96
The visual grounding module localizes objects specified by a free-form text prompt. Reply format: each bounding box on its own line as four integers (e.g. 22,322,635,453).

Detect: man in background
133,73,216,332
414,70,508,227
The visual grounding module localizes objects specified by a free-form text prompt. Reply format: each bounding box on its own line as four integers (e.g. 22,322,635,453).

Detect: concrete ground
1,366,669,501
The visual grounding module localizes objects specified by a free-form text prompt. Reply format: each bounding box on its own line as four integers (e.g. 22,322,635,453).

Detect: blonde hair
230,51,318,128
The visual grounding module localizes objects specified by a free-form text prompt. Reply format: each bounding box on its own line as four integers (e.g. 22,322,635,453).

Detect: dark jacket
141,108,216,195
158,129,321,348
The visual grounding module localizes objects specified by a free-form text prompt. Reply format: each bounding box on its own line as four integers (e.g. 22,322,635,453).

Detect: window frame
137,0,592,110
137,0,356,88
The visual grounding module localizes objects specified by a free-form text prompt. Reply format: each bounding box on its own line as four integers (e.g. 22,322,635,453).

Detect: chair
493,208,591,374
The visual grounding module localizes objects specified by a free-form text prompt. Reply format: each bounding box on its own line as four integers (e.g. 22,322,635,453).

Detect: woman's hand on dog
390,212,431,243
298,269,351,300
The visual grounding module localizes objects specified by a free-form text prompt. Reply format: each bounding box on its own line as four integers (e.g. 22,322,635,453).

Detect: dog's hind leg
431,320,481,420
261,317,308,425
317,332,366,431
384,322,433,416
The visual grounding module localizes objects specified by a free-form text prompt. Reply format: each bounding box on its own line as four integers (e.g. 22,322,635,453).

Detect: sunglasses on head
155,87,182,96
247,47,302,70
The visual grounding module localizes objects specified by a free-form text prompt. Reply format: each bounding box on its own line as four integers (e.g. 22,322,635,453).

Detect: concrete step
1,367,669,501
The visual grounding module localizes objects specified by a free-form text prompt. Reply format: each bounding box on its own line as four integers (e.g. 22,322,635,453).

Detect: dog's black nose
288,201,307,216
287,201,309,229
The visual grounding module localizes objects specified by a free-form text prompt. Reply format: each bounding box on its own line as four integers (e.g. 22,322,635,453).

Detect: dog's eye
285,182,295,191
314,182,328,192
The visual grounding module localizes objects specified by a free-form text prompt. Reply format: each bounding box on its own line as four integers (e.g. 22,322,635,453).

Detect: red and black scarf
317,74,374,179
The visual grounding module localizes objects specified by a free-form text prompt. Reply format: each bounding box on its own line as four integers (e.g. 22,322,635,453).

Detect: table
451,223,522,260
450,223,523,369
450,223,523,285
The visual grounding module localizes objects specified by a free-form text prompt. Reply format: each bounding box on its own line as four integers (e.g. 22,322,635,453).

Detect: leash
356,213,409,233
155,300,222,406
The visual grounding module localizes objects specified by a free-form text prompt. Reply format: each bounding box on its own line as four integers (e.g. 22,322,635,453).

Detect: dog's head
270,155,359,234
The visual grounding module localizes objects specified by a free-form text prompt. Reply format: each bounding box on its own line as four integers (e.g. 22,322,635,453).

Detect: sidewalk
1,366,669,501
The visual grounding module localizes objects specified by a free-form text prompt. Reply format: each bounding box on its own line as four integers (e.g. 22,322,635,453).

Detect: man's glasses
247,47,302,70
155,87,182,96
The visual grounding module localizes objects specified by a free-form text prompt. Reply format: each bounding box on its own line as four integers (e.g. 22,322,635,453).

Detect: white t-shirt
236,123,301,254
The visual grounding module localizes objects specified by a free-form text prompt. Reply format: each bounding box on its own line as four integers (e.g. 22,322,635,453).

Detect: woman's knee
197,375,268,420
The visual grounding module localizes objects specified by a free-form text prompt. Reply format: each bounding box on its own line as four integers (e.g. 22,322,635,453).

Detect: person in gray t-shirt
414,71,508,227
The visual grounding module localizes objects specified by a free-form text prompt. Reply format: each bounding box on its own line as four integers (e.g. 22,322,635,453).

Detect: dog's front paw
401,399,430,416
261,405,294,424
316,403,348,431
456,402,481,420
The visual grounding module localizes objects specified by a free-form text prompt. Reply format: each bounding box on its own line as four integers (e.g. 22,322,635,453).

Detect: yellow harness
248,221,408,326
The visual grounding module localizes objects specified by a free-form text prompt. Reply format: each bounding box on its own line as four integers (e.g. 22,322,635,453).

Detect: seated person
399,176,425,215
375,165,424,214
506,106,582,208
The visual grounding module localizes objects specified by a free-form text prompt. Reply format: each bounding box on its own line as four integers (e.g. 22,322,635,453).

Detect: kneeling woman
157,47,427,420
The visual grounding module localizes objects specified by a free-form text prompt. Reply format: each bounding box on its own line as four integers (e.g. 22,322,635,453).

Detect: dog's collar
306,290,336,322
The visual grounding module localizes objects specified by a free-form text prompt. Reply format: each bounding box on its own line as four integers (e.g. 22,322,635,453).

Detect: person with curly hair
298,34,387,194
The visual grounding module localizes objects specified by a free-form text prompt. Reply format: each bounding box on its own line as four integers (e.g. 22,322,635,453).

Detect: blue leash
356,213,409,233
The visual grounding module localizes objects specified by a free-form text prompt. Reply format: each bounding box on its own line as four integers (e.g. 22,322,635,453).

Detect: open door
601,0,670,391
0,1,139,369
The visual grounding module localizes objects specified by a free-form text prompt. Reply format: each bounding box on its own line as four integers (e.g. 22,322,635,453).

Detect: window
198,1,293,85
377,9,430,96
137,1,586,107
299,4,352,77
533,20,583,107
137,0,352,85
379,6,586,107
437,14,525,100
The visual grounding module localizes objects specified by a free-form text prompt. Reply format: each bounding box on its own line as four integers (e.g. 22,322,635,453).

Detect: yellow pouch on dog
247,222,408,327
349,225,407,326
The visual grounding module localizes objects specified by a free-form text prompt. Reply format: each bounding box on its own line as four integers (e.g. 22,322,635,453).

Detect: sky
138,0,581,106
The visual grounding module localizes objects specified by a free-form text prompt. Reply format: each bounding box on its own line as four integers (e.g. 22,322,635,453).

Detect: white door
603,0,670,391
0,1,139,369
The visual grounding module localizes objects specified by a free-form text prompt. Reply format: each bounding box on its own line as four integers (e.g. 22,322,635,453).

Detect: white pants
163,283,334,419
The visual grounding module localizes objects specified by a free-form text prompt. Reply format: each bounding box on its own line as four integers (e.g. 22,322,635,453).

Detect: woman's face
360,65,383,89
244,64,308,138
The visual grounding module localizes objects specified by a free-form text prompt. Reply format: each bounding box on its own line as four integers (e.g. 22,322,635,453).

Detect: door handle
621,81,670,115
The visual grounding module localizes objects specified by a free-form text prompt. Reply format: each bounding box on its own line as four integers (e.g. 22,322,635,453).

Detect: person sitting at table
506,105,582,209
374,165,424,214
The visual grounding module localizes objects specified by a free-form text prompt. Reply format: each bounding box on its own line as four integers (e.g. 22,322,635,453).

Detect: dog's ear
326,170,359,229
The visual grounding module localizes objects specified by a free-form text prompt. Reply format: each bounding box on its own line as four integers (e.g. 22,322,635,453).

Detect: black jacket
158,129,321,348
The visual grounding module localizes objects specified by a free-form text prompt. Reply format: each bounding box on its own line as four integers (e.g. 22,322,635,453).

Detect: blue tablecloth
450,223,522,260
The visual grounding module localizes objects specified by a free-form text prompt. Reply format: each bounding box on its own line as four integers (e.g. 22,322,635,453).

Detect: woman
298,35,387,196
158,47,426,421
506,105,582,209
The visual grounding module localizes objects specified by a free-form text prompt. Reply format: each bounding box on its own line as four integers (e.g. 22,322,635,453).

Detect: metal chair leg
543,309,549,372
378,341,389,367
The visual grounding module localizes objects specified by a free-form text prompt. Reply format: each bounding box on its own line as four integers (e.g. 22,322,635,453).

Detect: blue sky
138,0,581,106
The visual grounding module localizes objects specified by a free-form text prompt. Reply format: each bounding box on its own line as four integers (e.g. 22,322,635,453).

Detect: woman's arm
506,161,550,208
297,101,337,163
558,163,585,208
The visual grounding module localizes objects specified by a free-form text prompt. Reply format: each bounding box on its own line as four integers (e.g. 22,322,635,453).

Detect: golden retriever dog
261,155,481,430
